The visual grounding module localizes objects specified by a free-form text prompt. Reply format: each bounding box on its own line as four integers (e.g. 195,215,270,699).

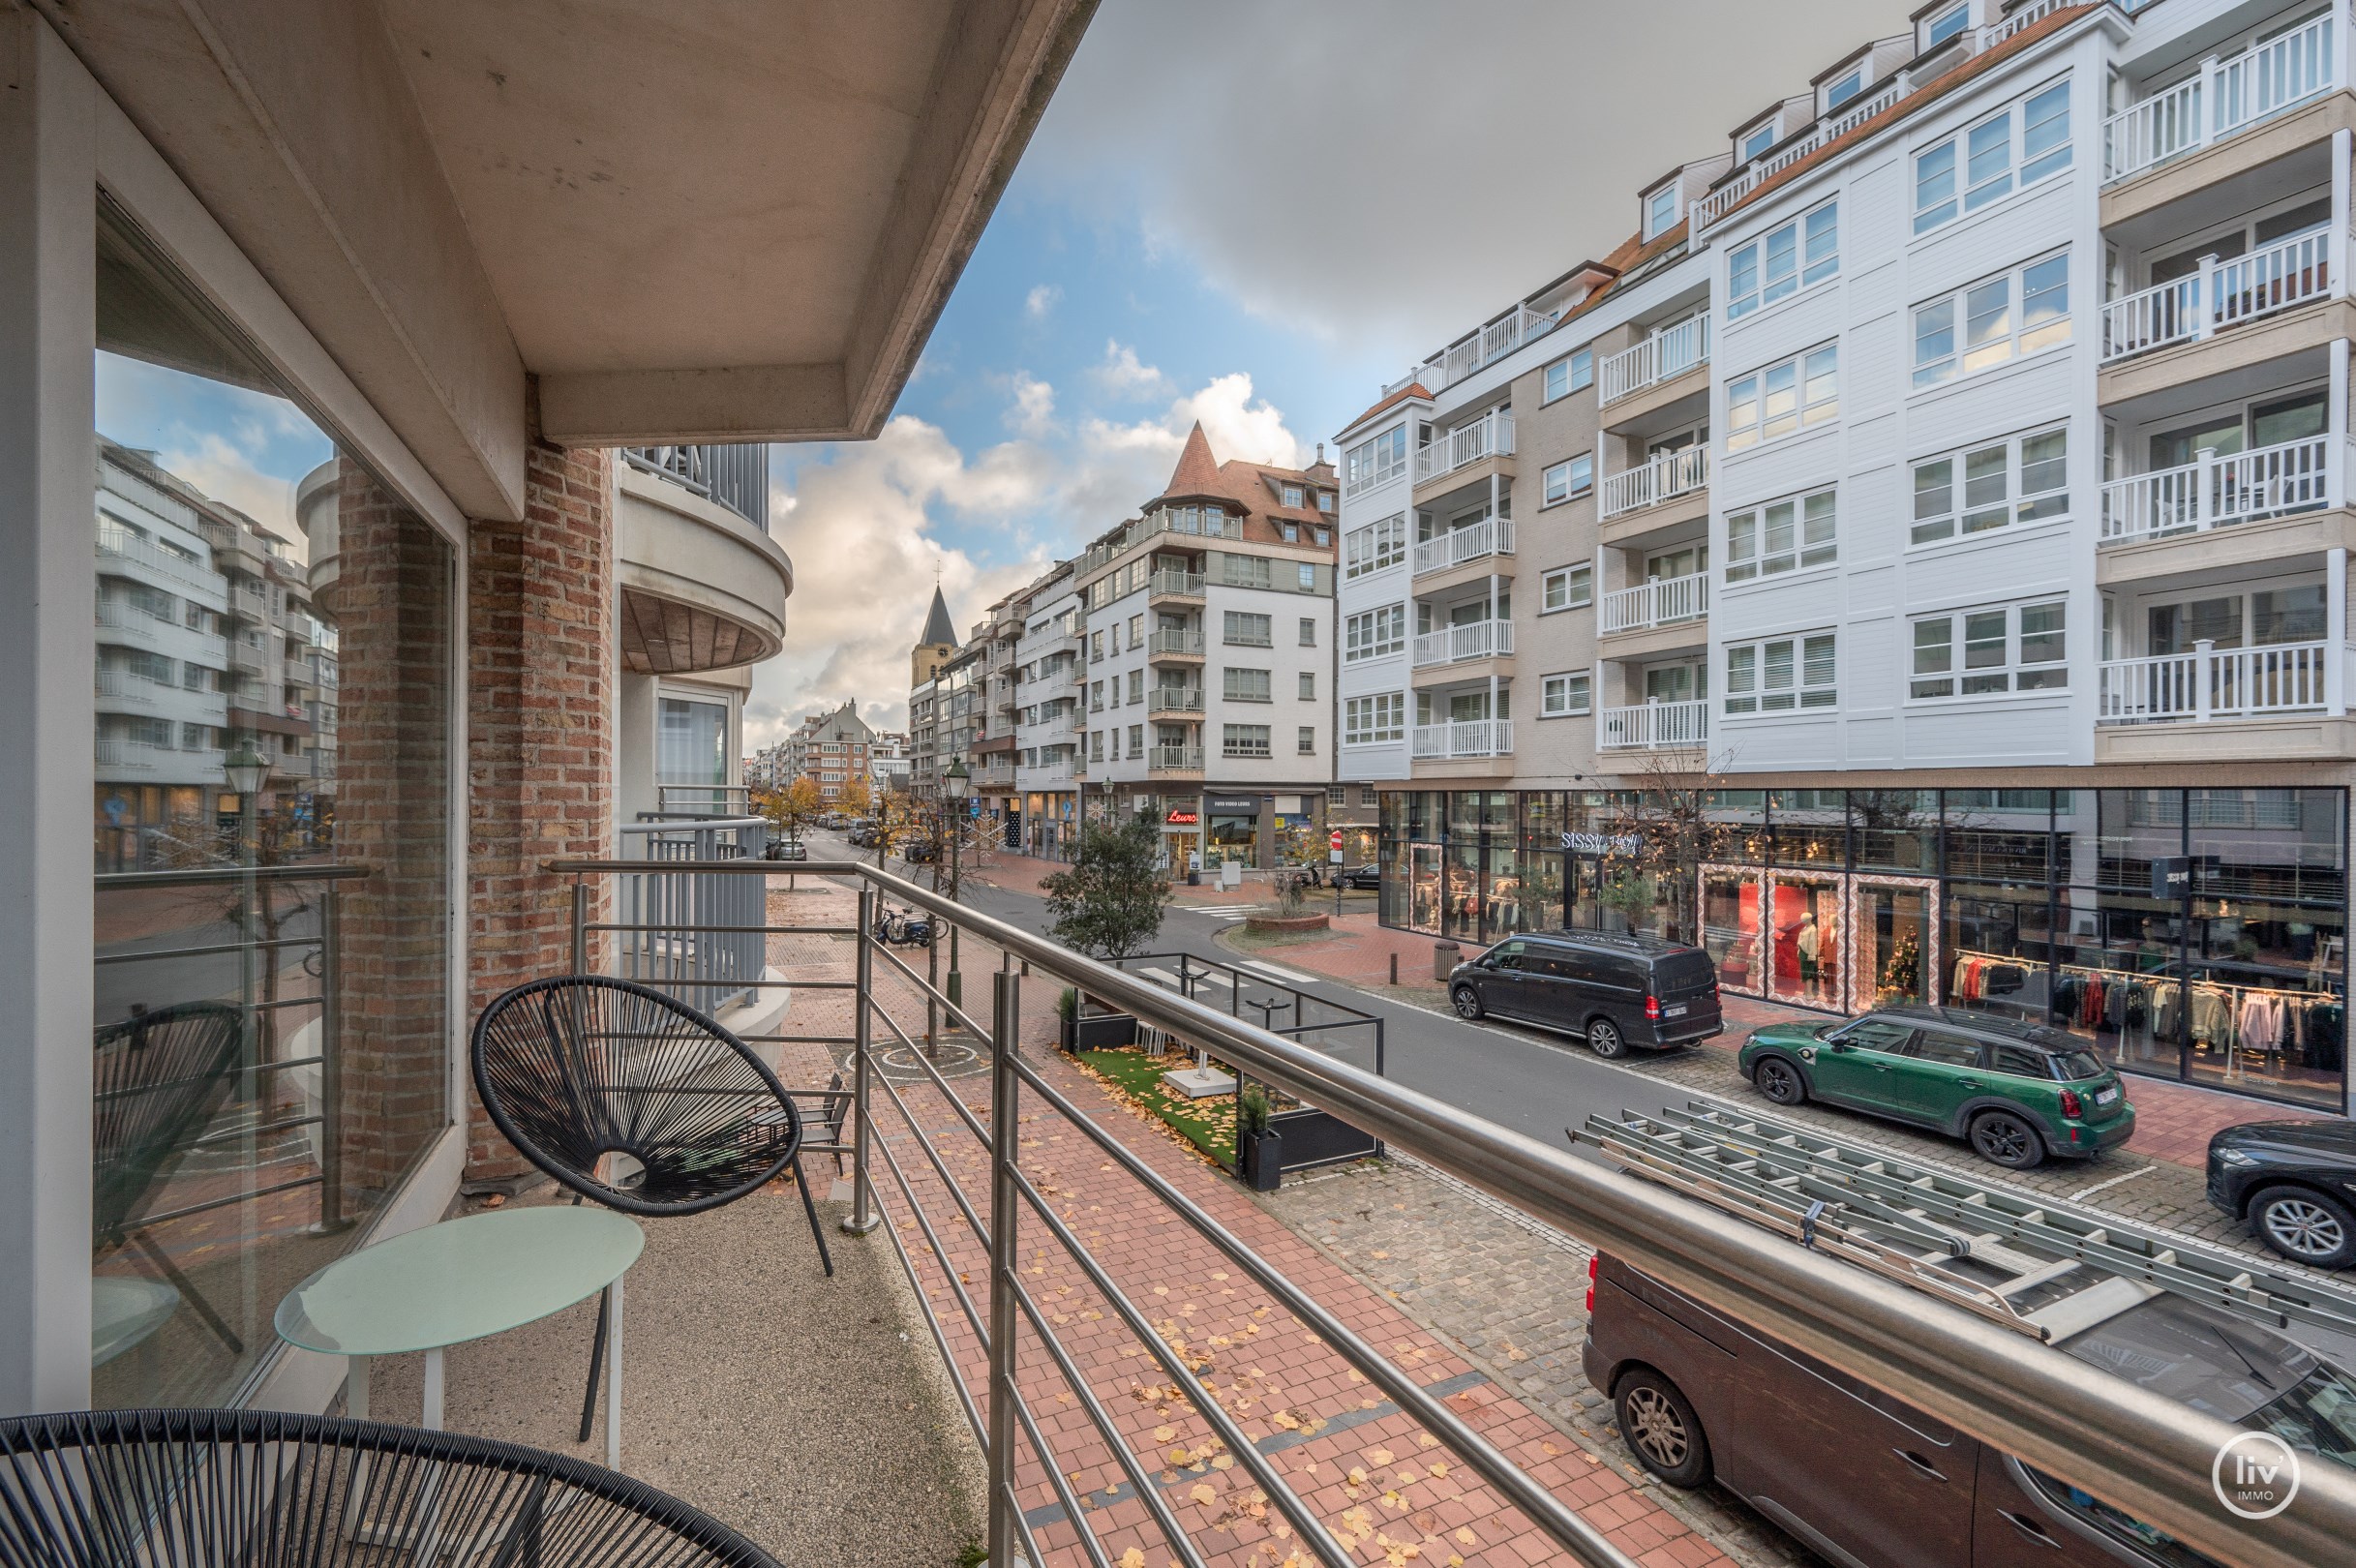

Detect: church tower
912,584,957,686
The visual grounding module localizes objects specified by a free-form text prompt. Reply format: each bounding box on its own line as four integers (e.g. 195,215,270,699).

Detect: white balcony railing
1599,317,1710,407
1598,698,1710,750
95,523,220,594
1409,719,1513,760
2103,11,2338,183
1410,619,1515,669
1410,516,1515,576
1148,745,1204,771
1413,410,1516,484
2098,639,2345,723
1148,570,1205,597
1403,305,1561,396
1147,688,1204,714
2100,226,2340,363
1599,447,1709,521
2099,437,2344,544
1599,571,1710,635
1148,630,1205,657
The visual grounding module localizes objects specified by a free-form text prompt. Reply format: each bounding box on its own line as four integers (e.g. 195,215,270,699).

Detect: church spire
918,584,956,649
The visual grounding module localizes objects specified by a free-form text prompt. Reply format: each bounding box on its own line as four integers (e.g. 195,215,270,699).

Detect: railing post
2195,638,2217,722
313,881,349,1234
986,969,1022,1568
845,887,881,1235
2195,446,2217,529
2196,253,2218,340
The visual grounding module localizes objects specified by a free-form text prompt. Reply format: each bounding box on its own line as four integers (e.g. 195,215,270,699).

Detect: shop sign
1562,830,1643,856
1164,809,1200,827
1204,795,1259,815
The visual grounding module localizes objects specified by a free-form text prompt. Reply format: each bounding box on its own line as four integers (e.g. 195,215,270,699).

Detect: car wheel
1450,985,1484,1021
1753,1055,1807,1106
1586,1017,1628,1059
1614,1369,1711,1489
1969,1109,2046,1170
2250,1186,2356,1269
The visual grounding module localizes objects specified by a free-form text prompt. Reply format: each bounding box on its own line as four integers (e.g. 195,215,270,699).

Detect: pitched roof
918,586,956,648
1163,421,1225,500
1340,381,1433,435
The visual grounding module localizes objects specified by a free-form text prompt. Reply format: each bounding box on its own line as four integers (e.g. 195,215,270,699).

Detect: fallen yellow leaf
1190,1483,1217,1507
1454,1527,1478,1547
1367,1447,1394,1465
1119,1552,1145,1568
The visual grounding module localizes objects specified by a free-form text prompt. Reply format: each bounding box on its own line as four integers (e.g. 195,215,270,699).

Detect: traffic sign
1329,828,1344,863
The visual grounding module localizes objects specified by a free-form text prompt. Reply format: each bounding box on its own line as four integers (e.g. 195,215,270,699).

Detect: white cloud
1004,372,1058,438
1088,340,1167,400
157,432,310,562
1024,283,1063,320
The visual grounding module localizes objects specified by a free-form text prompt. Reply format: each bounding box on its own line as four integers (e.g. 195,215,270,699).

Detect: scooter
870,906,935,948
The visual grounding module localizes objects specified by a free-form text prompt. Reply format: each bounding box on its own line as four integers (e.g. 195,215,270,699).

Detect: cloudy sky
754,0,1916,744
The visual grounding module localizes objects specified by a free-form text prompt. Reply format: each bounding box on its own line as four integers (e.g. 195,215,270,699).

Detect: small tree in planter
1055,986,1079,1050
1237,1082,1281,1191
1041,818,1171,960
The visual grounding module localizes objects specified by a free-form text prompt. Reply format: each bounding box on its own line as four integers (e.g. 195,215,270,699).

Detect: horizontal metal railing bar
128,1171,321,1229
866,996,996,1153
1000,1308,1117,1568
866,1099,995,1356
556,858,2356,1564
866,927,1001,1049
178,1112,322,1152
583,921,853,938
92,1053,323,1102
865,1135,990,1444
96,863,370,889
96,934,323,964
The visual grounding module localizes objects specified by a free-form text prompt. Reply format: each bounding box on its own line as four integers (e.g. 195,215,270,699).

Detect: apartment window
1224,667,1273,702
1544,348,1594,403
1223,556,1272,589
1344,693,1405,744
180,722,211,750
1914,82,2070,235
1541,564,1593,613
1297,725,1316,755
1910,600,2068,698
1344,424,1408,493
1645,182,1679,239
1727,200,1837,319
1223,611,1272,646
1129,724,1144,757
1283,524,1300,543
1089,679,1103,711
1738,120,1778,163
1911,428,2069,545
1725,632,1837,714
1824,63,1865,110
1090,731,1104,761
1283,484,1304,507
1129,613,1143,642
1299,617,1316,646
1297,563,1316,591
1128,669,1144,702
1726,488,1837,582
1726,346,1837,451
1090,630,1104,661
1344,605,1407,660
1912,253,2069,388
1924,3,1969,48
1223,724,1271,759
1542,453,1593,505
1316,493,1334,514
1540,672,1592,717
1344,514,1406,578
1299,671,1315,700
183,662,210,690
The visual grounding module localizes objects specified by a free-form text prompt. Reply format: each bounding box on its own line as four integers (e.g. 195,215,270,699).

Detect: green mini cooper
1737,1005,2135,1170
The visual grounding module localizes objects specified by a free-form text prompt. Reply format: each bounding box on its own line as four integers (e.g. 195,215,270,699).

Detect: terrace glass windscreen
92,196,454,1405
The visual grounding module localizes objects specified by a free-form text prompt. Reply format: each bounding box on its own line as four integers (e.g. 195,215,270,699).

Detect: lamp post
224,741,270,1099
943,758,970,1018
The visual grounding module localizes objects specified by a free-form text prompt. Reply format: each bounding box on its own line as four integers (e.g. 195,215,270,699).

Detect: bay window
1911,427,2069,544
1726,346,1837,451
1910,600,2069,698
1726,631,1837,714
1913,253,2069,388
1728,200,1837,319
1725,487,1836,582
1914,81,2070,235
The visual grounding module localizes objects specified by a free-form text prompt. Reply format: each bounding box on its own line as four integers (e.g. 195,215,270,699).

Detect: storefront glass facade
1379,787,2348,1110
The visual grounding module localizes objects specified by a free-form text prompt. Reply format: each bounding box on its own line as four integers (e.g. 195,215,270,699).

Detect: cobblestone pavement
1260,1156,1824,1568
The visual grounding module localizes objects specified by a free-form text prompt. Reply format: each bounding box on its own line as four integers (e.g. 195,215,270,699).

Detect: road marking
1240,959,1321,987
2070,1164,2157,1203
1179,903,1257,920
1136,966,1183,987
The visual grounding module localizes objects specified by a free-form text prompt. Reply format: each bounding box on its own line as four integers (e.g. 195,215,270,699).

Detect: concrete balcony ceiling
617,464,792,675
42,0,1097,522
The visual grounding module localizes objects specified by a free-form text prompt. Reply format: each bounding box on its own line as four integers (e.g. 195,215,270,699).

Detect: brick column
464,424,614,1186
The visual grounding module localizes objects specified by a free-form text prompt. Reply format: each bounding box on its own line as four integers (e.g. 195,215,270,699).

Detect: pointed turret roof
918,585,956,648
1163,421,1224,500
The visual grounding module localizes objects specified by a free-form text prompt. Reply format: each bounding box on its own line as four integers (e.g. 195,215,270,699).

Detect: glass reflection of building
1380,786,2346,1111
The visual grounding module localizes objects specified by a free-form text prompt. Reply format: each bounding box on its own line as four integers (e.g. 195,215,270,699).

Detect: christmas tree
1879,926,1922,1000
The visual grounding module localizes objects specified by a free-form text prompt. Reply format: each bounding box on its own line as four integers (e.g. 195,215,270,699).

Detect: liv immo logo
2213,1432,2302,1521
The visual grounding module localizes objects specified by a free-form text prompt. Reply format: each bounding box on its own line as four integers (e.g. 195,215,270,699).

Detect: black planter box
1060,1010,1137,1050
1240,1129,1283,1191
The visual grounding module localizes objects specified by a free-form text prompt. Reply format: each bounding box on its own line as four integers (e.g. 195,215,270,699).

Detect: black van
1446,932,1720,1057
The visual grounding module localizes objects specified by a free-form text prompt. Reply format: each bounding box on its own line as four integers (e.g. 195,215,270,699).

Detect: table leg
423,1345,445,1430
605,1274,623,1469
347,1354,371,1419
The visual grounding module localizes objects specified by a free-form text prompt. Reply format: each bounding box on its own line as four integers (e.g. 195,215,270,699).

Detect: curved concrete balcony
618,462,794,675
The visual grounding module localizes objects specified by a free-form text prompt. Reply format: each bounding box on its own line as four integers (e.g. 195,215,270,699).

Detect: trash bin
1433,940,1461,981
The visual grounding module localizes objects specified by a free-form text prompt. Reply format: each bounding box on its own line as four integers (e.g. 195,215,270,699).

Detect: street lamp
942,759,969,1016
224,742,271,800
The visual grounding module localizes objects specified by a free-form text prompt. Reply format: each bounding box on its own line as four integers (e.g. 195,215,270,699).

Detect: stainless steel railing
542,857,2356,1568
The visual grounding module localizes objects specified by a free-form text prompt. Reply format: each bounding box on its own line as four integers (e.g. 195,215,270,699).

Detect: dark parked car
2209,1119,2356,1268
1586,1250,2353,1567
1739,1006,2134,1170
901,838,938,863
1448,932,1721,1057
1340,862,1381,890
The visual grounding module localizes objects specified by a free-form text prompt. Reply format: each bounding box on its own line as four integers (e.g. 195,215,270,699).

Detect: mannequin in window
1797,911,1822,1002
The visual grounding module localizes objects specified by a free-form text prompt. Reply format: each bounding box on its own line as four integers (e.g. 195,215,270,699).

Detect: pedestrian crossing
1177,903,1257,921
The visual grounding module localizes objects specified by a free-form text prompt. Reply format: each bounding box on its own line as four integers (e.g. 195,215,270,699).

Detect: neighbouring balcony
1148,569,1205,600
2103,11,2340,185
1411,516,1514,577
1599,447,1708,521
2099,437,2348,544
1599,316,1709,407
2099,226,2343,364
1148,687,1204,714
1147,743,1204,772
1599,571,1709,635
1405,304,1559,395
1410,719,1512,760
1410,619,1514,668
619,444,770,531
1598,698,1708,750
1413,409,1515,485
1148,629,1206,658
2097,639,2351,724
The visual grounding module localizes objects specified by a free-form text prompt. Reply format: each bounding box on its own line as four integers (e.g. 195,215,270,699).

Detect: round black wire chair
0,1407,780,1568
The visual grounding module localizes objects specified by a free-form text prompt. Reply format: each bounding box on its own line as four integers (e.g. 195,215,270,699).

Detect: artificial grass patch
1077,1047,1237,1168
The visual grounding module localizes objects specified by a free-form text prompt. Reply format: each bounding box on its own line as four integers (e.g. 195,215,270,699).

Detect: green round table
276,1206,644,1467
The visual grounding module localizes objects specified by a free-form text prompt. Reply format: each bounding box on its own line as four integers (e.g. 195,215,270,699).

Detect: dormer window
1924,3,1970,49
1738,119,1779,164
1283,483,1304,507
1645,181,1680,240
1316,491,1334,513
1283,523,1300,543
1824,62,1866,112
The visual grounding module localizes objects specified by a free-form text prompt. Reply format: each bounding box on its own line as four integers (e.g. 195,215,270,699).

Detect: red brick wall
463,429,614,1183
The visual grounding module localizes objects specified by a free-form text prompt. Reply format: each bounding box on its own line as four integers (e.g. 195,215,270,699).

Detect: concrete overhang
41,0,1096,522
617,464,793,676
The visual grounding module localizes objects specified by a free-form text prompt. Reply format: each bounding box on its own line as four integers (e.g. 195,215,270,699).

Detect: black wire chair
91,1001,251,1355
471,976,834,1440
0,1407,781,1568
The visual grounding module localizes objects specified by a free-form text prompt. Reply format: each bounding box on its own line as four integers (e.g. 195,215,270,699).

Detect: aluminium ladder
1577,1101,2356,1346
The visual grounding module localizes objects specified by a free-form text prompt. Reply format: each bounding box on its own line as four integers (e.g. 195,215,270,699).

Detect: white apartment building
1075,425,1340,871
1342,0,2356,1116
1012,566,1085,856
